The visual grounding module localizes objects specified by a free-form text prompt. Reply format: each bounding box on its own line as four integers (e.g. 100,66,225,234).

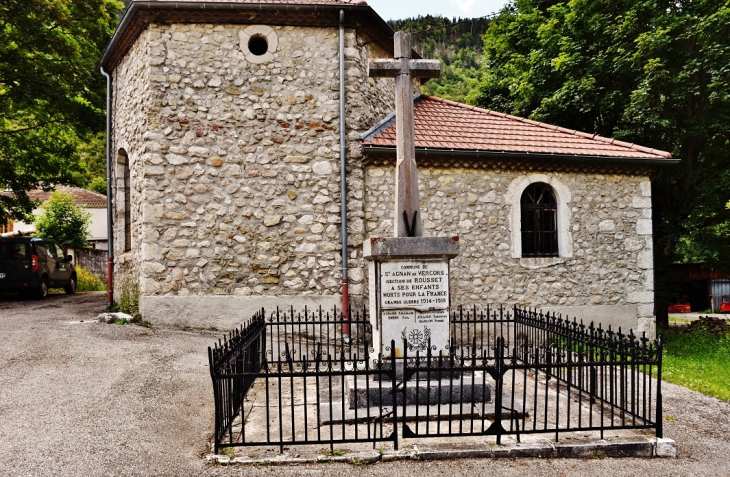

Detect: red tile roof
362,96,673,160
21,187,107,207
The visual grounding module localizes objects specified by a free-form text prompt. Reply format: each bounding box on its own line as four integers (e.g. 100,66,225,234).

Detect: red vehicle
720,296,730,313
668,302,691,313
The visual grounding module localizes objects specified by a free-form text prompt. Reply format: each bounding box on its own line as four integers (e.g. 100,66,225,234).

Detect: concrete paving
0,291,728,476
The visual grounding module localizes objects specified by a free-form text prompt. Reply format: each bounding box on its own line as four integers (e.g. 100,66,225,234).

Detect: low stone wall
140,294,341,330
73,248,107,278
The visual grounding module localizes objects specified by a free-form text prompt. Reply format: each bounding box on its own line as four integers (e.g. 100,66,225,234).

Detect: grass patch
218,447,235,458
322,448,344,457
661,327,730,401
668,316,693,323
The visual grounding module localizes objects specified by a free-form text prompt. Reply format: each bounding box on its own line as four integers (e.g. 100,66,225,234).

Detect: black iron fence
208,305,662,453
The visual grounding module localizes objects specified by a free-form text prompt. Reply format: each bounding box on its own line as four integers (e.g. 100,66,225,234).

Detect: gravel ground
0,292,727,476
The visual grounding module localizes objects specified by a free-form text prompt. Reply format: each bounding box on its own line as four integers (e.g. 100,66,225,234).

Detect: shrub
33,191,91,248
76,267,106,292
88,177,107,195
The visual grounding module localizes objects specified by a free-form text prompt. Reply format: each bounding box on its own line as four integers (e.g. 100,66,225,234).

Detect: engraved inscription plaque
378,260,451,356
380,260,449,311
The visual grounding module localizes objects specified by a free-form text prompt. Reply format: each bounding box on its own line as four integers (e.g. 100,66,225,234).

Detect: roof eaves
363,144,681,166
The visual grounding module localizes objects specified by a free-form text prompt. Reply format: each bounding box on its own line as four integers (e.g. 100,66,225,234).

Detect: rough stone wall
111,29,151,296
114,23,394,307
364,165,656,336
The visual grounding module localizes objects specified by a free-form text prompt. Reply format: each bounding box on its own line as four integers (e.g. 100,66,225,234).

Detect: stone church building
99,0,676,337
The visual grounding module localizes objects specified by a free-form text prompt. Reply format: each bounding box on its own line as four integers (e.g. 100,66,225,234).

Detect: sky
364,0,510,21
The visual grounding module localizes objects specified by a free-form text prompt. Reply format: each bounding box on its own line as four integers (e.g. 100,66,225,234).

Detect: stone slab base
318,400,520,426
346,374,490,408
139,294,341,329
208,437,676,465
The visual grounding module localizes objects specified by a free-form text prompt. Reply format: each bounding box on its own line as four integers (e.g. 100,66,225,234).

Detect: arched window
521,183,558,257
117,149,131,252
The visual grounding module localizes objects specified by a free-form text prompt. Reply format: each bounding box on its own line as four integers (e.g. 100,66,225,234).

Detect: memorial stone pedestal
364,236,460,364
337,236,491,414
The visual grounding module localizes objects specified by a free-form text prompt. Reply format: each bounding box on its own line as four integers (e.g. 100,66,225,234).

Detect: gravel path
0,292,727,476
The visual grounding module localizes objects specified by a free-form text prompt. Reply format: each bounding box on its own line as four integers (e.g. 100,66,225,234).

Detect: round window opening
248,35,268,56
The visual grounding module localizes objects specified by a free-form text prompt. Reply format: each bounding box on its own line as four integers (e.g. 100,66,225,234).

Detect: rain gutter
99,67,114,310
339,9,350,341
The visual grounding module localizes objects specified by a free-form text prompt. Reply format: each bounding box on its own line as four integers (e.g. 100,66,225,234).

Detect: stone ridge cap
421,95,674,159
360,94,425,142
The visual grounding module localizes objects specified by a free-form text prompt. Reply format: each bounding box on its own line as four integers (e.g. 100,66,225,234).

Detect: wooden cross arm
368,59,441,78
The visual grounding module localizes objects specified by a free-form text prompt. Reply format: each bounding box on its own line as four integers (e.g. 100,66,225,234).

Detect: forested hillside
388,15,491,103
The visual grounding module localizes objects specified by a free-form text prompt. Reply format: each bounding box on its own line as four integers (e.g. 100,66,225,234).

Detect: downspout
339,9,350,341
100,67,114,310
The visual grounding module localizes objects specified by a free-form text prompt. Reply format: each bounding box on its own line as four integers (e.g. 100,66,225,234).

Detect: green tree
87,176,107,195
474,0,730,327
0,0,122,221
33,190,91,248
77,131,107,194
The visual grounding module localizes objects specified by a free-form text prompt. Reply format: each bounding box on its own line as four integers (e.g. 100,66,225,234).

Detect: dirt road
0,292,215,476
0,292,727,476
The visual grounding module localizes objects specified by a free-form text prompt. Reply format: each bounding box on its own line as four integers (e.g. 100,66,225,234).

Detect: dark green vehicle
0,237,77,298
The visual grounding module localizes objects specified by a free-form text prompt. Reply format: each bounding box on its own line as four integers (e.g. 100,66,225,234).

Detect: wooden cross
368,32,440,237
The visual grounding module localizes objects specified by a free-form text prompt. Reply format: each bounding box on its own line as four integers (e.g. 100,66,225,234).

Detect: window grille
521,183,558,257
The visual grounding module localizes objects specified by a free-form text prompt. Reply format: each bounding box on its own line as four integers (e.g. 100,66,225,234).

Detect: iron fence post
495,336,504,445
390,339,399,450
656,337,663,438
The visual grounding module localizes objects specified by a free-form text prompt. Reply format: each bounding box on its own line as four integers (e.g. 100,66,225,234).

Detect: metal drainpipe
100,67,114,310
339,9,350,341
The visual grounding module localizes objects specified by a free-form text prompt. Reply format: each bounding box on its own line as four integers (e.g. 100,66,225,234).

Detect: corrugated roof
362,95,673,160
